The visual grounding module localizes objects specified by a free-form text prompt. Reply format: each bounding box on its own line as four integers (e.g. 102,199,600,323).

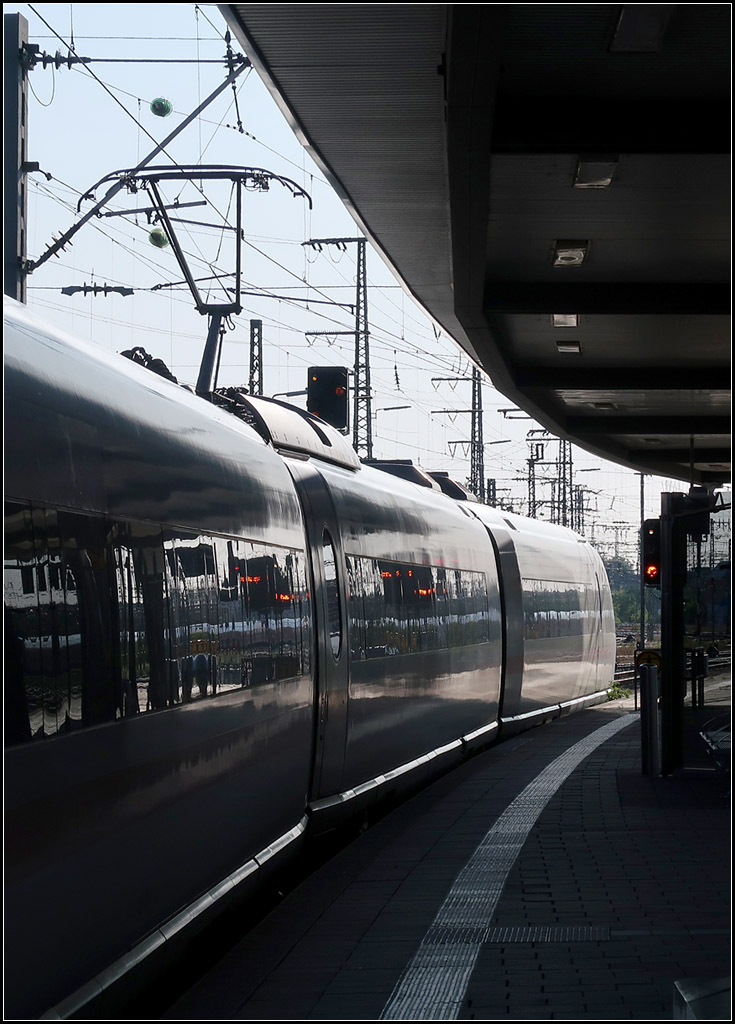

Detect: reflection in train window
522,579,596,640
4,499,312,745
345,554,490,659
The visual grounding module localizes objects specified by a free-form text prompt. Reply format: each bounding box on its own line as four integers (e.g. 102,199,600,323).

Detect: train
4,297,616,1019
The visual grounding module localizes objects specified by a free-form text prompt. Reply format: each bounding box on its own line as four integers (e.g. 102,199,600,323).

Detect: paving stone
164,701,730,1021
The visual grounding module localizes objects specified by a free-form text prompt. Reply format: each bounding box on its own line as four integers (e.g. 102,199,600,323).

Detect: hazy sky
7,2,710,562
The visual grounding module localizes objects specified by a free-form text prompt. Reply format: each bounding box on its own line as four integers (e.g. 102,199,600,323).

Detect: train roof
3,300,303,545
3,299,360,468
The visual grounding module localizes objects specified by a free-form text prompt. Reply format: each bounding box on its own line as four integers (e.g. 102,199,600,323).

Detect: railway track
612,653,731,688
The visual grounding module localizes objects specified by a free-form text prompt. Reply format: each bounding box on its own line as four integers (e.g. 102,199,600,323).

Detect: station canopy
221,5,730,486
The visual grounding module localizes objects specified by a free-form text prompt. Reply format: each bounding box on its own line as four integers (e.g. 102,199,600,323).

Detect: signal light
642,518,661,589
307,366,349,430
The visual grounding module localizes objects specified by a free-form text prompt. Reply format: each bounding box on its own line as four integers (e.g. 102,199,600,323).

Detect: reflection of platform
162,697,731,1020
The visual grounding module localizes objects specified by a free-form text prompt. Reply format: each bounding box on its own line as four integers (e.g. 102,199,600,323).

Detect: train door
285,460,349,801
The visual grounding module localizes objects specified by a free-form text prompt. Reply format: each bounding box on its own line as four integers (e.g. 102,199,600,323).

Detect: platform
163,691,730,1021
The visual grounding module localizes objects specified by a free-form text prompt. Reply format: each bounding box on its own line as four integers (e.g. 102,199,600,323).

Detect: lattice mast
469,368,485,501
556,439,574,527
353,238,373,459
249,319,263,396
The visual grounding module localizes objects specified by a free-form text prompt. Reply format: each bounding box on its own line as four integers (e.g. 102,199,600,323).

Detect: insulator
148,228,169,249
150,97,173,118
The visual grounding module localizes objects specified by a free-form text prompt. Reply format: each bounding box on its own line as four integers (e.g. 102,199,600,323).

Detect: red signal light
642,518,661,589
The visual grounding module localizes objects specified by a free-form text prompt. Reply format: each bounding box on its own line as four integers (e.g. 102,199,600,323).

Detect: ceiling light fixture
574,155,618,189
553,240,588,267
556,340,582,354
552,314,579,328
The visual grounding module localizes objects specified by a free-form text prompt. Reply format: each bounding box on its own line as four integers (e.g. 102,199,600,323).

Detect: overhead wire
28,174,512,435
25,10,457,378
29,5,184,159
26,4,260,295
23,9,655,526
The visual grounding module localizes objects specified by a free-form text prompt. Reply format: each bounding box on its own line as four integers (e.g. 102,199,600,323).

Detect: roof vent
365,459,442,490
211,389,360,469
427,472,479,502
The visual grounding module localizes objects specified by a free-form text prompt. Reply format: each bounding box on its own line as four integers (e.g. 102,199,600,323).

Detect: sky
7,2,722,566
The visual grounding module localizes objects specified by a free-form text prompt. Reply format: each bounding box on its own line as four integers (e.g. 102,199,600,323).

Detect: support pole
639,473,646,647
640,663,661,777
4,13,28,302
196,313,224,395
660,492,687,774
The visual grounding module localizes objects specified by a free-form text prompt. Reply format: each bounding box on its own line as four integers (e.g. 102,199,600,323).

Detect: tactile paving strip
380,713,637,1021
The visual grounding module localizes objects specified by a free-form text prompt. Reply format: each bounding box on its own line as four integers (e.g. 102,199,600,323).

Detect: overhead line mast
249,319,263,396
470,368,485,502
432,369,509,503
303,237,372,459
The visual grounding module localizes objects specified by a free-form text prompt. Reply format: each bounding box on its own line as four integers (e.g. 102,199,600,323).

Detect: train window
110,520,171,714
347,557,391,659
210,536,241,694
322,531,342,660
270,549,301,680
435,568,449,649
164,533,192,697
291,550,311,676
377,562,404,654
5,501,42,743
344,555,490,660
167,532,225,698
404,565,438,652
56,510,118,729
245,544,278,683
346,556,364,660
5,497,313,747
463,571,490,645
522,579,593,641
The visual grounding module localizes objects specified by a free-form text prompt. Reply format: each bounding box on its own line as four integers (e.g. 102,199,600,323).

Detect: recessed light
574,156,618,189
591,402,617,411
553,240,588,267
556,340,582,354
552,314,579,328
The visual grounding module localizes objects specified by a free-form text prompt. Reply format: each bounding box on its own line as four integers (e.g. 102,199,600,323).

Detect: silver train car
4,299,616,1019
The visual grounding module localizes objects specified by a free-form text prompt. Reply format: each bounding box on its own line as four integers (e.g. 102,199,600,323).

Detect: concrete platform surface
163,698,731,1021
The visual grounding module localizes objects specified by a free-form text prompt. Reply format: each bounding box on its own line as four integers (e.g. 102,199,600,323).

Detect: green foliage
611,587,639,624
607,682,632,701
603,555,638,590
